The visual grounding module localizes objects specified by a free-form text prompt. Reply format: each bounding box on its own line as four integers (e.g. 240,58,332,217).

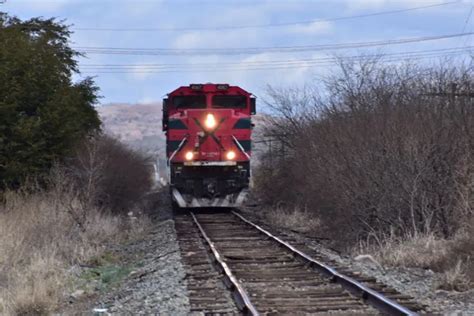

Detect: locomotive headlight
185,151,194,161
226,150,236,160
204,113,216,129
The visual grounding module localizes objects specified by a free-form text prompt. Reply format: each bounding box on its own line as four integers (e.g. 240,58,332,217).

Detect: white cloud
286,21,334,35
128,64,155,81
171,28,260,50
172,32,203,50
218,53,319,92
168,4,270,50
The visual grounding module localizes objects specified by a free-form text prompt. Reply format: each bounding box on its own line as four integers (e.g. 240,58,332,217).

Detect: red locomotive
162,83,256,208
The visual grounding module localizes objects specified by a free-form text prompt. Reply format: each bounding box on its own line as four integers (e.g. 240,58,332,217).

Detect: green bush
0,13,100,190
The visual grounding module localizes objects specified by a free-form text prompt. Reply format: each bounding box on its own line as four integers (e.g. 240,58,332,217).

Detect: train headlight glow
185,151,194,161
204,113,217,129
226,150,236,160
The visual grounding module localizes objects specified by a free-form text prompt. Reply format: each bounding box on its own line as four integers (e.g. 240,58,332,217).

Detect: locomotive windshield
173,95,206,109
212,95,247,109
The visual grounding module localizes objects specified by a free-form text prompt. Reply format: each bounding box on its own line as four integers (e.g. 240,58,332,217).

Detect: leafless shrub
355,223,474,289
436,260,470,292
68,134,153,215
358,233,450,269
263,205,320,234
256,57,474,252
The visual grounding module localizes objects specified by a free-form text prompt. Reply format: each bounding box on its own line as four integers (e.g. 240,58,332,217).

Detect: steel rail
190,212,259,316
232,211,417,316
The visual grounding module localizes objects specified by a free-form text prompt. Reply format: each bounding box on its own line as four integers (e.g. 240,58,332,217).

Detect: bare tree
255,57,474,246
68,135,153,215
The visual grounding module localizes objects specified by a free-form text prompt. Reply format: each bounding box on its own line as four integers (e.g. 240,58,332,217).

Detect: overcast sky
3,0,473,104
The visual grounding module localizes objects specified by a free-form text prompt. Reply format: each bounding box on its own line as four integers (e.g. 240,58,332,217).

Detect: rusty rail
232,211,417,316
190,212,259,315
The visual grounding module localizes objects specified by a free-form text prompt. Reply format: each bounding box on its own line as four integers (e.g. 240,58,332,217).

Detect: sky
2,0,473,104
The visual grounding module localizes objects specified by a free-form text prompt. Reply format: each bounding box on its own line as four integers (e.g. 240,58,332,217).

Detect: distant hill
98,102,167,180
98,102,165,155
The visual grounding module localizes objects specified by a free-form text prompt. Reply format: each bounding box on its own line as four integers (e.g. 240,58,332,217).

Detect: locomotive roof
168,83,251,96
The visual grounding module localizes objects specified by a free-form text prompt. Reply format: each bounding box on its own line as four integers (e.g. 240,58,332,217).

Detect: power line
461,4,474,33
74,32,474,56
79,46,474,70
79,49,472,74
460,4,474,47
69,1,460,32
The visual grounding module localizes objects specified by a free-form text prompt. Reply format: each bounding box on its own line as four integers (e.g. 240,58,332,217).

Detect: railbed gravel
93,219,191,315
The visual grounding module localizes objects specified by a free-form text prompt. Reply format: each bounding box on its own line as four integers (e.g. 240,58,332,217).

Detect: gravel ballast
92,218,190,315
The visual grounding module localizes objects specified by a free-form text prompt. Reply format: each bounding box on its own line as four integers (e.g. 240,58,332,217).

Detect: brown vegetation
262,205,320,234
357,219,474,291
255,57,474,286
69,135,153,215
0,136,153,315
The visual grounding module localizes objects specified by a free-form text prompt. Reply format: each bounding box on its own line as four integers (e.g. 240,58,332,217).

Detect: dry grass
264,205,320,234
437,260,470,292
0,182,149,315
363,233,451,268
357,224,474,291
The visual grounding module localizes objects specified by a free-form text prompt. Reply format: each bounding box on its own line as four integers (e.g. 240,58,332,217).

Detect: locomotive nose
165,83,254,208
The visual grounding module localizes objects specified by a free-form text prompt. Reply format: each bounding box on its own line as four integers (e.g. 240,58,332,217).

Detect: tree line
255,57,474,247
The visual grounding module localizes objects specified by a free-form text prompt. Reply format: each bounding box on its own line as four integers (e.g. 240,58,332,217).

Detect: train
162,83,256,208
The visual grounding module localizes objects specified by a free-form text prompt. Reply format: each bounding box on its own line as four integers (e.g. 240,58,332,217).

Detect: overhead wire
74,32,474,56
80,46,474,70
79,47,473,74
56,0,470,75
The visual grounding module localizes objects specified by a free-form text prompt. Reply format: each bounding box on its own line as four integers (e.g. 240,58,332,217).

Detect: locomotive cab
163,84,255,208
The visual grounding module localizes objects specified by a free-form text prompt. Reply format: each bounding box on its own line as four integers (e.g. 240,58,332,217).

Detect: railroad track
175,210,424,315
